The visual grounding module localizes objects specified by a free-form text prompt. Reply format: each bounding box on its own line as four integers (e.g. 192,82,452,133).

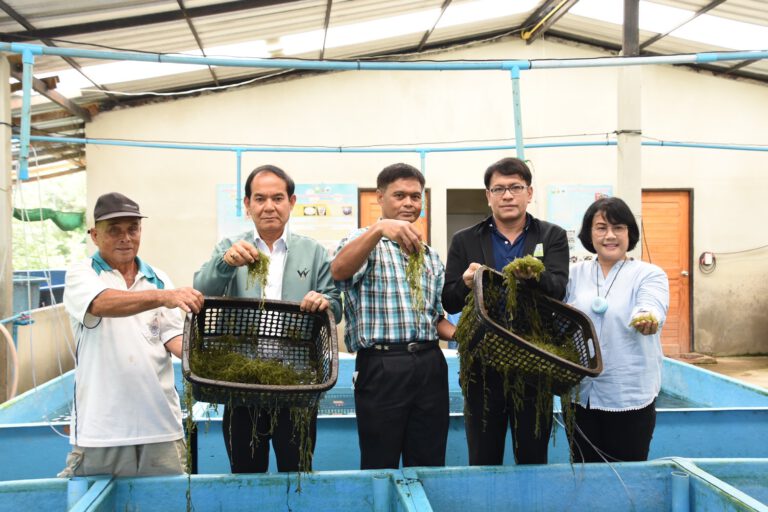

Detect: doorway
641,190,692,356
359,189,431,243
446,189,488,244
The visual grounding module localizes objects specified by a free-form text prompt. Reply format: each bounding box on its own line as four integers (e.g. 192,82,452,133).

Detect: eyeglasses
592,224,628,236
489,184,528,196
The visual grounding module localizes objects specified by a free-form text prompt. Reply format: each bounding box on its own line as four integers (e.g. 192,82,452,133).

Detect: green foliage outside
11,173,88,270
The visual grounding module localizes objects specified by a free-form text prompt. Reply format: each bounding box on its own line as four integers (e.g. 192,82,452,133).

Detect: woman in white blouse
565,197,669,462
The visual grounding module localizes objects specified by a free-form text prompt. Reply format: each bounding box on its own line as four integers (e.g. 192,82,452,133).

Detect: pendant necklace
591,258,627,314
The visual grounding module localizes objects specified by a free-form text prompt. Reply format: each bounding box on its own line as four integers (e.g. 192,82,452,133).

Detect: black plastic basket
466,267,602,394
182,296,338,408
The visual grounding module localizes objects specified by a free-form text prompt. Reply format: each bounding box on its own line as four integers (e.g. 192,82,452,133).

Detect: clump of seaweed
630,313,658,328
246,251,270,305
505,254,545,280
189,330,319,489
453,257,582,455
190,334,319,386
406,245,425,312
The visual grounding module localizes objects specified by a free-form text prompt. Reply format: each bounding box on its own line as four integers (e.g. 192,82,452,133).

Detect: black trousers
464,361,553,465
354,345,449,470
222,405,318,473
567,400,656,463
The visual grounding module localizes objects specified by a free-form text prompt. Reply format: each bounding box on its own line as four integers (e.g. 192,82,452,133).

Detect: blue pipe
372,473,391,512
510,67,525,161
0,314,23,325
4,42,529,72
671,471,691,512
419,151,426,175
236,150,243,217
16,135,768,154
3,42,766,71
18,50,35,181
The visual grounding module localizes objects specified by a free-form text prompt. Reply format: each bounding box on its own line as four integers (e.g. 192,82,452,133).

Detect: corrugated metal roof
2,0,767,180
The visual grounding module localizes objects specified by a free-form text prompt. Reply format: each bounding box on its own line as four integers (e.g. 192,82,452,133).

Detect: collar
91,252,165,289
488,213,531,234
253,226,289,250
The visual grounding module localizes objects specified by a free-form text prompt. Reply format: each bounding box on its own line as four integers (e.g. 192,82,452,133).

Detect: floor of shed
685,356,768,390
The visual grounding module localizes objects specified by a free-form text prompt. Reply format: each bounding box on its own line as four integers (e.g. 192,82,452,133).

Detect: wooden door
359,189,430,244
641,190,691,356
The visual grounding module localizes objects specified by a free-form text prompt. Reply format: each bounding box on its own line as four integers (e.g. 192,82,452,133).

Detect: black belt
368,340,439,353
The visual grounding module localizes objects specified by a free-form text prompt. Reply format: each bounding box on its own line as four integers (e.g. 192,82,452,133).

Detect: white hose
0,322,19,401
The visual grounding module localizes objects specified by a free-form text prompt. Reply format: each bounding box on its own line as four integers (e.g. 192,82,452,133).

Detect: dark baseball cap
93,192,147,222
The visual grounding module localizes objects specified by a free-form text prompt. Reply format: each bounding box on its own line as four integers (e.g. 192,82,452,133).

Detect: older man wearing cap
59,192,203,478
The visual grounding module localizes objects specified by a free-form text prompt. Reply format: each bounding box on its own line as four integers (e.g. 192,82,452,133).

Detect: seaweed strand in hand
406,245,425,312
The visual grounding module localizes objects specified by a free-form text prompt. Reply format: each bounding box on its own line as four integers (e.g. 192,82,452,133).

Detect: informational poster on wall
547,184,612,262
217,183,358,253
290,183,358,254
217,184,254,240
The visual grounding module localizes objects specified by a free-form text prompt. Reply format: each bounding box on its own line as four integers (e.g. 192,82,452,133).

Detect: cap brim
94,212,147,221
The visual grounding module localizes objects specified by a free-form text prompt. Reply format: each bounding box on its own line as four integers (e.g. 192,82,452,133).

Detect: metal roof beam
2,0,301,40
417,0,452,52
8,67,92,122
319,0,333,60
520,0,579,45
639,0,728,50
177,0,219,86
0,0,117,108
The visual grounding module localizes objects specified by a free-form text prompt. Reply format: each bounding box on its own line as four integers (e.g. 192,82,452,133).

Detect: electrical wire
552,409,637,511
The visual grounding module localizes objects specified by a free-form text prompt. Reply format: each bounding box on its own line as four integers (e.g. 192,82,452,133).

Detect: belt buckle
407,342,418,353
374,344,388,351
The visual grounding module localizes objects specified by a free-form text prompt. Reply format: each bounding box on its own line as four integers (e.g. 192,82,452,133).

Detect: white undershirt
253,228,287,300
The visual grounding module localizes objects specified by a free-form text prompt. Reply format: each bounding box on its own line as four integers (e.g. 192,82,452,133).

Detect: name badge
534,243,544,258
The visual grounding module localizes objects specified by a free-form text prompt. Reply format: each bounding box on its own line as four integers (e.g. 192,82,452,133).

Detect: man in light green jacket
194,164,341,474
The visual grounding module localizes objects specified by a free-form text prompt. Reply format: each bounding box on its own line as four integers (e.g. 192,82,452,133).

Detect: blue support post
510,67,525,161
419,151,426,176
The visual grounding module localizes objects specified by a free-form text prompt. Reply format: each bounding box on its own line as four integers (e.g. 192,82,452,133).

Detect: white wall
85,37,768,356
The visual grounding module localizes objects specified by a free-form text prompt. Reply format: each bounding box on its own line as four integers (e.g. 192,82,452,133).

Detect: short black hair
483,157,532,188
376,163,425,191
578,196,640,253
244,164,295,198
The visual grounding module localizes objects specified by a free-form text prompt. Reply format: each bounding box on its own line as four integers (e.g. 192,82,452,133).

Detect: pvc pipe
18,49,34,181
671,471,690,512
236,150,243,217
2,42,766,71
372,473,391,512
4,42,528,71
67,477,90,510
0,322,18,402
510,67,525,160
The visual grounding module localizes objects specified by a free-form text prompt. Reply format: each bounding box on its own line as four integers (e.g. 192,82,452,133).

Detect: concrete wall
84,37,768,356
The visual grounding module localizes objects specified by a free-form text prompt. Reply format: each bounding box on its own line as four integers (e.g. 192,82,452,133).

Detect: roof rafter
417,0,452,52
177,0,220,86
320,0,334,60
0,0,117,111
639,0,728,50
2,0,300,41
521,0,580,45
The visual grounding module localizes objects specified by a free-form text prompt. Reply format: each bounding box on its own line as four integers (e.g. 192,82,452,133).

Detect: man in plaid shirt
332,163,456,469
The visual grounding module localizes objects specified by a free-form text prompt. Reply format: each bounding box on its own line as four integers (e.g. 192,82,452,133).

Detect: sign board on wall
217,183,358,254
547,185,612,261
290,183,358,253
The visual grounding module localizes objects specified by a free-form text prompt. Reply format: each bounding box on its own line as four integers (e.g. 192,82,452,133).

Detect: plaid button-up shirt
334,228,446,353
